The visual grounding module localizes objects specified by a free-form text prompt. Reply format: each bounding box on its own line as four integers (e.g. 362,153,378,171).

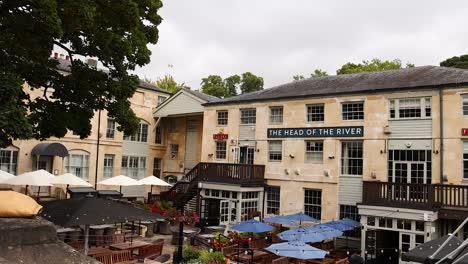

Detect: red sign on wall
213,133,228,140
462,128,468,136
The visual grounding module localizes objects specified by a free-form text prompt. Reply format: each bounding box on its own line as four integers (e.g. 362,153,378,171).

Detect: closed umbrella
98,175,142,193
265,241,328,260
232,219,274,233
278,227,327,243
3,169,54,196
0,170,15,183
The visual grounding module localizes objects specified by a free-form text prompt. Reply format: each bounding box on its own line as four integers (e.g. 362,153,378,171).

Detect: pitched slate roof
205,66,468,106
184,88,220,102
55,58,171,95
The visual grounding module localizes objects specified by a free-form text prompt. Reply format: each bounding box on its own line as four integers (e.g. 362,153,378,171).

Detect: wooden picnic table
109,240,152,251
236,250,269,263
87,247,112,257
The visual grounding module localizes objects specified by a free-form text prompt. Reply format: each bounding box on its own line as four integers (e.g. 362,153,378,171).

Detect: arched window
64,150,90,179
123,121,148,142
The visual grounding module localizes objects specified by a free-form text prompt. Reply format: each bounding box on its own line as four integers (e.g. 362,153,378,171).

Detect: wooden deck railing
362,181,468,210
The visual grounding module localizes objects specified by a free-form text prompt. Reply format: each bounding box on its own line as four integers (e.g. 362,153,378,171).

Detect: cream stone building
1,58,172,197
185,66,468,263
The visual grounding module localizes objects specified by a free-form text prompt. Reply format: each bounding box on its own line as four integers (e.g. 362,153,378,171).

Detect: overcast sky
133,0,468,90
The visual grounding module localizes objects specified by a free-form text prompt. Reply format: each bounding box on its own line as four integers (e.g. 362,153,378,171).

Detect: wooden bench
138,243,163,259
112,250,136,264
94,253,113,264
272,257,289,264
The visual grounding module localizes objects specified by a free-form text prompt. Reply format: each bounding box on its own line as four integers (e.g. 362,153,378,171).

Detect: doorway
365,230,399,264
33,156,53,172
391,161,427,201
239,146,254,164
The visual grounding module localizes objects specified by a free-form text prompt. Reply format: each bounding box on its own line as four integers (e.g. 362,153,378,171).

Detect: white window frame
215,141,227,160
106,119,116,139
342,101,364,121
217,110,228,126
157,96,167,106
123,122,148,142
462,95,468,116
464,142,468,180
0,149,18,175
341,141,363,176
304,189,322,220
170,144,179,160
269,106,284,124
306,104,324,122
268,141,282,162
389,97,431,120
305,140,323,163
240,108,256,125
103,154,114,178
121,155,146,179
266,186,281,215
64,153,90,179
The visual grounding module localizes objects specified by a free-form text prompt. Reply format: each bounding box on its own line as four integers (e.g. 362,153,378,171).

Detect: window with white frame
106,119,116,139
103,154,114,178
155,126,163,144
157,96,167,106
215,141,227,160
64,153,89,179
341,141,363,176
463,95,468,116
305,141,323,163
170,144,179,159
240,108,256,125
123,122,148,142
0,149,18,175
268,141,282,161
389,97,431,119
217,110,228,126
121,156,146,179
241,191,259,219
269,106,283,124
342,102,364,121
464,142,468,179
339,205,359,221
306,104,324,122
304,189,322,220
267,186,280,215
153,158,161,178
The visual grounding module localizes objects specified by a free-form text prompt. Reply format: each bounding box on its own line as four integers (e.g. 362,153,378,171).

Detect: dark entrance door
239,147,254,164
201,199,221,226
366,230,399,264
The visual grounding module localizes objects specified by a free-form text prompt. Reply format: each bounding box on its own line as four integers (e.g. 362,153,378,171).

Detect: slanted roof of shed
205,66,468,106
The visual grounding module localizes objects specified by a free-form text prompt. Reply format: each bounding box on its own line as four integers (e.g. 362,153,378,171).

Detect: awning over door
31,143,68,157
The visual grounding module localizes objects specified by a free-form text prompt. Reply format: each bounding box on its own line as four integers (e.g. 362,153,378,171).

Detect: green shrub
183,245,200,262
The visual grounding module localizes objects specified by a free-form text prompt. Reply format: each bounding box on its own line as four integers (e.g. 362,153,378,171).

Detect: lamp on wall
289,154,295,159
208,153,213,157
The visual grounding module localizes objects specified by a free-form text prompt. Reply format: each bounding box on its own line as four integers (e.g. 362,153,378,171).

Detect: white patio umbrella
51,173,93,198
138,175,172,198
97,175,142,193
3,169,54,196
0,170,15,183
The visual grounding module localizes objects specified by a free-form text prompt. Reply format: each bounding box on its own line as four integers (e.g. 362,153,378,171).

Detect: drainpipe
94,110,101,189
439,88,444,184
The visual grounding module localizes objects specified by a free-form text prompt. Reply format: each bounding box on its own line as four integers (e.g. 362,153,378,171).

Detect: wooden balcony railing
362,181,468,210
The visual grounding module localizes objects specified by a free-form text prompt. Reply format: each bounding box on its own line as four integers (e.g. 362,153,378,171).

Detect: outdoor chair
153,238,165,245
222,244,240,259
138,243,163,259
248,239,267,250
111,250,136,264
254,253,276,264
272,257,289,264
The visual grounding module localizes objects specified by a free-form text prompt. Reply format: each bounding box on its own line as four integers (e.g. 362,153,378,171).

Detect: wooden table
110,240,152,251
236,250,270,263
87,247,112,257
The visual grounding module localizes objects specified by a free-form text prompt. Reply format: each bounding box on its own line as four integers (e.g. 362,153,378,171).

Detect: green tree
293,75,305,81
240,72,264,94
223,75,241,98
0,0,162,147
311,69,329,77
145,75,189,94
337,58,413,75
440,55,468,69
201,75,226,98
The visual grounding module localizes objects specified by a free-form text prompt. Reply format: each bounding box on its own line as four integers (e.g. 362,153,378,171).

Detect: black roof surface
184,88,220,102
55,58,171,95
205,66,468,106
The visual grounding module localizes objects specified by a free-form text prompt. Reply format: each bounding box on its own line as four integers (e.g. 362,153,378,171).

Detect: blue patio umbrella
306,225,343,240
231,219,274,233
283,212,318,223
322,221,356,232
265,241,328,260
340,218,361,229
264,215,299,227
277,227,327,243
